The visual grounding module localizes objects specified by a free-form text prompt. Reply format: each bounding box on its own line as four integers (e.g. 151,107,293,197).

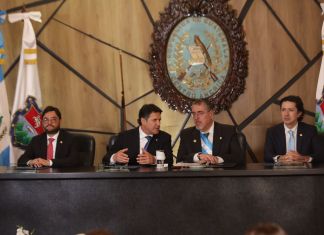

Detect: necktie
287,130,295,152
144,136,152,150
47,138,55,160
200,132,212,154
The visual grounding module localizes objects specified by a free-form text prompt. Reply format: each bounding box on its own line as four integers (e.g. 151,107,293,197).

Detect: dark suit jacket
102,127,173,165
264,122,318,163
177,122,245,165
17,130,81,167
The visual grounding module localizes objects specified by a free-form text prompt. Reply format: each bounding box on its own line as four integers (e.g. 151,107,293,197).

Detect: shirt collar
284,123,298,133
47,131,60,140
139,126,152,139
201,122,214,136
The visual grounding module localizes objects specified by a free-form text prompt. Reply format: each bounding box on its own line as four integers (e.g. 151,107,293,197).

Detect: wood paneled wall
0,0,322,165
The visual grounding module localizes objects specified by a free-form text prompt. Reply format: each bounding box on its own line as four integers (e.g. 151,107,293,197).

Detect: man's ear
140,117,145,125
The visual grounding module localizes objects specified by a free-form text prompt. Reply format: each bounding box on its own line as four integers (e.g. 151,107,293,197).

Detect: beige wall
0,0,322,165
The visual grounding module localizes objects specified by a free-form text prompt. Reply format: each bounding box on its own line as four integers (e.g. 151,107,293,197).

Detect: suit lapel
212,123,222,155
191,128,202,153
148,134,159,155
296,123,304,152
278,124,286,153
40,134,48,159
133,128,140,156
55,131,64,159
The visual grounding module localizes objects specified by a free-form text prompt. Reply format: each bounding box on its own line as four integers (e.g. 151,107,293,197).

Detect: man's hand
113,148,129,163
28,158,51,167
279,151,310,162
137,149,155,165
198,154,218,165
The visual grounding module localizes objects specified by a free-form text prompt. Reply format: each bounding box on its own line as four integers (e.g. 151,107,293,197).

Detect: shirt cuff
110,154,116,164
193,153,200,162
49,160,53,166
273,155,281,163
217,156,224,164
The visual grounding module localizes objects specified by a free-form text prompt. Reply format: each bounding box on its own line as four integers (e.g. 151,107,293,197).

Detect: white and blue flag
0,10,11,166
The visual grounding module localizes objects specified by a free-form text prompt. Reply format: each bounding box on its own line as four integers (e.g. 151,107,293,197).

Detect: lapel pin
220,137,223,140
193,139,197,143
60,141,63,144
299,133,303,137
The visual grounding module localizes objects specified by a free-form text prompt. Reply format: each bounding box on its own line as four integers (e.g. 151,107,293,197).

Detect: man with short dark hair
102,104,173,165
264,95,318,163
18,106,80,167
177,99,244,165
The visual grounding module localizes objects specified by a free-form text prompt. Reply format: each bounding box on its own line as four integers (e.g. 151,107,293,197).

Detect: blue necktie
200,132,212,154
287,130,295,151
144,136,152,150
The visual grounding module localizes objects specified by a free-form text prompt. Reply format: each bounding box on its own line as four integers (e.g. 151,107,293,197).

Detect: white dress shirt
193,122,224,163
284,124,298,152
273,123,312,163
110,127,153,164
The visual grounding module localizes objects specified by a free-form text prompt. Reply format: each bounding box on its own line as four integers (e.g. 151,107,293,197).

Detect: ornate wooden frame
150,0,248,113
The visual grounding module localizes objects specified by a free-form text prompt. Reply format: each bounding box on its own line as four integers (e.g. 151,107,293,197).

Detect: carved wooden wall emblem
150,0,248,113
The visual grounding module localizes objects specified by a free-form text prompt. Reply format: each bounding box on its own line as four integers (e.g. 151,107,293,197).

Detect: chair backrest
73,133,96,166
236,131,247,161
314,134,324,163
107,135,118,152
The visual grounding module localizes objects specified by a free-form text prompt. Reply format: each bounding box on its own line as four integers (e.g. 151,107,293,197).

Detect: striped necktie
200,132,212,154
144,136,152,150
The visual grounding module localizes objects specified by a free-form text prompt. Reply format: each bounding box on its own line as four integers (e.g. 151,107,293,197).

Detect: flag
0,10,10,166
8,12,43,165
315,4,324,134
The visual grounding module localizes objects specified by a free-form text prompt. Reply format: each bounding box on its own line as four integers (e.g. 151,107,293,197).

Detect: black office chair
314,134,324,163
236,131,247,161
73,133,96,166
107,134,118,152
102,135,118,164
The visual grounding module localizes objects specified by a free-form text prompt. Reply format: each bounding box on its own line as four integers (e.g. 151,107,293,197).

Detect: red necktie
47,138,55,160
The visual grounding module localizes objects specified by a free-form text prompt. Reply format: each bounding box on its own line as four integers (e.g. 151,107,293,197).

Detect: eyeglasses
192,111,208,118
43,117,59,123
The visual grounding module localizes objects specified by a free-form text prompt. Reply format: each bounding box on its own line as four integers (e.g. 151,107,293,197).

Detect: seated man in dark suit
18,106,80,167
264,95,318,163
102,104,173,166
177,99,244,165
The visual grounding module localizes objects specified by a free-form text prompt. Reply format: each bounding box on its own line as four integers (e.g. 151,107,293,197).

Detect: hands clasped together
28,158,51,167
198,153,218,165
279,151,310,163
113,148,156,165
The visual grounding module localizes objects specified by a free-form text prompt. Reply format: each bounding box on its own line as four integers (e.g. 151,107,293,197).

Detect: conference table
0,163,324,235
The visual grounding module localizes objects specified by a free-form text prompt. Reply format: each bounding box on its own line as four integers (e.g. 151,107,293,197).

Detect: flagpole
119,51,127,132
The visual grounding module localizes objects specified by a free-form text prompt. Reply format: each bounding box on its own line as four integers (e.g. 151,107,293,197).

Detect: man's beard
45,126,60,135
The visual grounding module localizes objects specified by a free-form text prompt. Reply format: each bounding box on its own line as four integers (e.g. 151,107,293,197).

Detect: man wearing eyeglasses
17,106,80,167
177,99,244,165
